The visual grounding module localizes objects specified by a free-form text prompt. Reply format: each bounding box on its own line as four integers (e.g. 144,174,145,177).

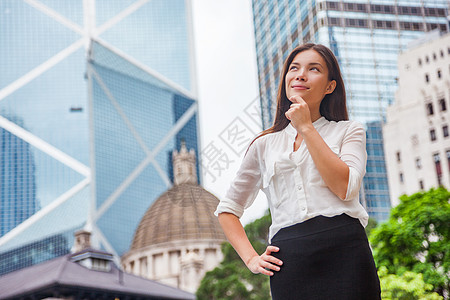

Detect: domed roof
130,183,226,251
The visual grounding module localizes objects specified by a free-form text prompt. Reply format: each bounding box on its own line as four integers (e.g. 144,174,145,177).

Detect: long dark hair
248,43,347,152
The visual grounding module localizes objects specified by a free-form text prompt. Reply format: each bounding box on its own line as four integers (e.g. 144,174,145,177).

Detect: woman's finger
259,266,273,276
263,254,283,266
285,112,291,120
266,245,280,254
262,260,281,271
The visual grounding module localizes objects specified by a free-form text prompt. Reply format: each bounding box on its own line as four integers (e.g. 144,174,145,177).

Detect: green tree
369,187,450,296
197,212,272,300
365,217,378,237
378,266,443,300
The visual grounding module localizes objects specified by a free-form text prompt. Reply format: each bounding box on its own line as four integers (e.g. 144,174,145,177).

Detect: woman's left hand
285,95,313,133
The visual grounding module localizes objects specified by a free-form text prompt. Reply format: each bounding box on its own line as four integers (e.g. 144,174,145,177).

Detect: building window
433,53,437,60
426,55,429,63
425,73,429,83
426,7,437,16
357,4,365,12
446,150,450,176
329,17,339,26
441,50,444,58
437,69,442,79
400,21,411,30
426,102,434,115
328,2,338,10
416,158,422,169
437,8,446,17
418,58,422,66
439,98,447,111
433,153,442,186
419,180,424,190
371,4,382,12
430,129,436,141
399,172,404,183
396,151,401,162
443,125,449,138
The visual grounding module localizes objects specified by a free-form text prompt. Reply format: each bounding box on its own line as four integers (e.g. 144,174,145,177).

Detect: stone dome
130,183,226,250
123,143,227,293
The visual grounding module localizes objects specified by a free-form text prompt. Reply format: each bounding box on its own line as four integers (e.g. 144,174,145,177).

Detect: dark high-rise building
251,0,449,221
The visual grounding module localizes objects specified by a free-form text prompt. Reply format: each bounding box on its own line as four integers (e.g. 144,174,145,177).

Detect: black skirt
269,214,381,300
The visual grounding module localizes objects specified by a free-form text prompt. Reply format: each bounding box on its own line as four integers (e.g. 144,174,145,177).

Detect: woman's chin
287,94,309,103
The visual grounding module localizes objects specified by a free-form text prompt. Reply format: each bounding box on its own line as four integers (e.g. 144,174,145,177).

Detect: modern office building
383,31,450,205
0,116,38,237
0,0,199,275
251,0,449,221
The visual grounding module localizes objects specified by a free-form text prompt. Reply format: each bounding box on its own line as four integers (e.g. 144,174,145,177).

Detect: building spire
73,229,92,252
172,141,197,185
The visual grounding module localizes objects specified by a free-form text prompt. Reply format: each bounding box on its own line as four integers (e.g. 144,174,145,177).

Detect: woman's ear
325,80,336,95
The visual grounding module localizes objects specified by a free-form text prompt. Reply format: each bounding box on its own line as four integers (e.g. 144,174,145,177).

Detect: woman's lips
291,84,309,90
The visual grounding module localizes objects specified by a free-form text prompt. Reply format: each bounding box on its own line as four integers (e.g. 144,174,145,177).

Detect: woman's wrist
297,123,315,136
244,253,259,267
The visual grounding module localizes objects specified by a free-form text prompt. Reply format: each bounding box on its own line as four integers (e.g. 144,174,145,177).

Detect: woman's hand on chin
285,95,314,134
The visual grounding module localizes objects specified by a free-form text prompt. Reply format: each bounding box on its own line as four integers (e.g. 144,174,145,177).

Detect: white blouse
214,116,369,243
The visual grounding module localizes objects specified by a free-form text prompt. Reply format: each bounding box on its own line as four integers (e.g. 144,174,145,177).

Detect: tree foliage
196,212,272,300
369,187,450,296
378,266,443,299
365,217,378,236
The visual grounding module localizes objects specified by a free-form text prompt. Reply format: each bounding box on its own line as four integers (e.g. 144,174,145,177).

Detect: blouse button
297,185,302,190
301,206,306,211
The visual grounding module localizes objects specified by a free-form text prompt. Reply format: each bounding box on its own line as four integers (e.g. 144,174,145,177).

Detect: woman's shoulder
327,119,365,131
247,130,283,154
253,129,284,143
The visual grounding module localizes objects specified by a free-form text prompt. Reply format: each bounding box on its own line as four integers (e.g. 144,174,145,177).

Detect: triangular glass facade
0,0,199,275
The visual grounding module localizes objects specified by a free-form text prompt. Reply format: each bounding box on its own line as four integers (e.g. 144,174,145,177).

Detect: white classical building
121,143,226,293
383,30,450,206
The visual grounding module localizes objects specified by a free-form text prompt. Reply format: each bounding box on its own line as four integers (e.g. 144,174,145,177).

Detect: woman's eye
310,67,319,71
289,66,297,71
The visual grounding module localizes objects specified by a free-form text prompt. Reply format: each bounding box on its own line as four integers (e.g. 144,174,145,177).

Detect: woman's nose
295,71,306,81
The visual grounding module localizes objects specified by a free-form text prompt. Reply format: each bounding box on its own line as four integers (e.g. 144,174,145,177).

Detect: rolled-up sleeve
341,122,367,201
214,140,262,218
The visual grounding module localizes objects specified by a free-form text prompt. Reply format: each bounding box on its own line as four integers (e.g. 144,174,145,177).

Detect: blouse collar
285,116,328,137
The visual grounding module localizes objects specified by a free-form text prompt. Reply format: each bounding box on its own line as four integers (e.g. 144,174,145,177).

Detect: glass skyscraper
0,115,38,237
0,0,199,275
251,0,449,221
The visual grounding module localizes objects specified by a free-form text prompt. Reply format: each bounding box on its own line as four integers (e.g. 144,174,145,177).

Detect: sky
191,0,269,225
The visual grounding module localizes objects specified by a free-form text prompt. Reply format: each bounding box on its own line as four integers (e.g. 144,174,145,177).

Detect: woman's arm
218,212,282,276
286,95,352,200
301,126,349,199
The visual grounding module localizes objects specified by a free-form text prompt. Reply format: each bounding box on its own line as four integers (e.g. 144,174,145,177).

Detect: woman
215,43,381,299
